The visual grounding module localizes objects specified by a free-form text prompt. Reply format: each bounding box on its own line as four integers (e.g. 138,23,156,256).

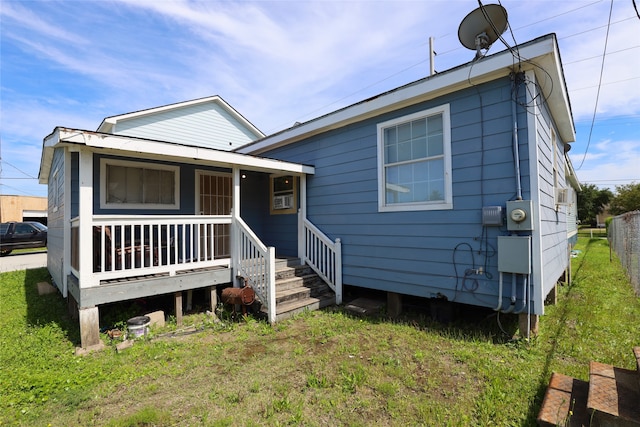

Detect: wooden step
275,264,312,281
537,372,590,427
275,273,320,291
275,292,335,321
587,361,640,426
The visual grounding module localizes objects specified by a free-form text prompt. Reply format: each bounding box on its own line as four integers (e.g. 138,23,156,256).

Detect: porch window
377,104,452,212
270,175,297,214
100,158,180,209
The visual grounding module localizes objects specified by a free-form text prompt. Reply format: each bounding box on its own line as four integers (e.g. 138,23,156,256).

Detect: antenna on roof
458,3,508,60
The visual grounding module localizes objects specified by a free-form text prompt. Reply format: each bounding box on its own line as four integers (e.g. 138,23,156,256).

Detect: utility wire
633,0,640,20
577,0,614,170
0,159,37,179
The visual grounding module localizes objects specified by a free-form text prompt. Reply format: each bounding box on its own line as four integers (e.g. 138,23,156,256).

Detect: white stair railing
300,211,342,305
233,216,276,323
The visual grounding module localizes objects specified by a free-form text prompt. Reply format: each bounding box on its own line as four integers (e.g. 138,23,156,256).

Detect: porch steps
272,258,335,322
537,347,640,426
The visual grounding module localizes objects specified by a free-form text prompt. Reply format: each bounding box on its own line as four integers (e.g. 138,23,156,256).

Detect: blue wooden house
40,34,579,349
237,33,579,333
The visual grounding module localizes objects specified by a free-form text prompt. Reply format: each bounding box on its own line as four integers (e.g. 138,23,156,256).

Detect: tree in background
609,182,640,215
578,183,613,226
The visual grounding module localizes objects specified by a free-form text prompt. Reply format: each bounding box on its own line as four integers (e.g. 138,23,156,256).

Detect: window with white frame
270,175,297,214
51,168,60,213
377,104,452,211
100,158,180,209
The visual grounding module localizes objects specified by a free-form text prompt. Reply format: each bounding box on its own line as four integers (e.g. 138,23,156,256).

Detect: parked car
0,221,47,256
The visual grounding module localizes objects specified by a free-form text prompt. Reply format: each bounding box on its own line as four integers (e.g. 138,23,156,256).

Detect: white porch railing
233,216,276,323
300,212,342,305
71,215,232,283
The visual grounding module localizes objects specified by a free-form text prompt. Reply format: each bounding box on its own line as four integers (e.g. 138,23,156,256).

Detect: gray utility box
506,200,534,231
498,235,531,274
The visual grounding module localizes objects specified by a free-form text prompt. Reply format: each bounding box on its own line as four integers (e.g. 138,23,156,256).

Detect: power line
577,0,614,171
0,159,37,179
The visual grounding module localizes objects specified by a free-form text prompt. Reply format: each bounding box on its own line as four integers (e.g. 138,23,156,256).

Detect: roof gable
97,96,264,151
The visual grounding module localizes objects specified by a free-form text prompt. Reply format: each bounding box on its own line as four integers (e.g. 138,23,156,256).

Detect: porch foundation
387,292,403,318
79,306,101,349
519,313,539,338
175,292,183,327
546,283,558,305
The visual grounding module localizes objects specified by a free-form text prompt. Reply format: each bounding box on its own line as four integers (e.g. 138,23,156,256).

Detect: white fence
300,213,342,305
73,215,232,282
233,216,276,323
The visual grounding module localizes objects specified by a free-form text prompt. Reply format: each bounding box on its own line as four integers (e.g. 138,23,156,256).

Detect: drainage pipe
494,272,504,311
526,273,531,340
504,273,517,313
514,274,528,314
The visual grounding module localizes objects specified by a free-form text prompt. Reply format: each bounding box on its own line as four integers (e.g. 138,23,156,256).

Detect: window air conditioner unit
556,188,569,205
273,194,294,210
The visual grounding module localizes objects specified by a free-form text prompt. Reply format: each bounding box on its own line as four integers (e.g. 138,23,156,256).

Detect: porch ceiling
39,127,314,184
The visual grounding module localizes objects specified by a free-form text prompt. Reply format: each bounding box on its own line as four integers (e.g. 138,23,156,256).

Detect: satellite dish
458,4,508,60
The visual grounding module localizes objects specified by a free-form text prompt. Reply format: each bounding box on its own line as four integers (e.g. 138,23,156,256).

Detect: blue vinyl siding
261,78,530,307
47,148,66,290
535,98,570,304
71,152,79,218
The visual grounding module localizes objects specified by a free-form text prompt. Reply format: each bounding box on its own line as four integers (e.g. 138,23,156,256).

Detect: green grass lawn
1,237,638,426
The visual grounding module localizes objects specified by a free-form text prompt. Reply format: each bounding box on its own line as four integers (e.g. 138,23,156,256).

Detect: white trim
99,158,181,210
525,69,544,316
377,104,452,212
97,95,265,139
195,169,232,215
78,150,97,290
45,128,314,176
62,149,72,298
51,167,60,213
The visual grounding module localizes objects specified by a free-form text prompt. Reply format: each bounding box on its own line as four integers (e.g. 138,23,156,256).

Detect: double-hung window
377,104,452,211
100,158,180,210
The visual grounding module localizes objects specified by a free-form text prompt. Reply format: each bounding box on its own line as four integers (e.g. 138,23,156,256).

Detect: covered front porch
43,129,342,348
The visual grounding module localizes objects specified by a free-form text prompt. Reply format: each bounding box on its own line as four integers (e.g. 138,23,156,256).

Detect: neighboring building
0,195,48,224
40,35,579,349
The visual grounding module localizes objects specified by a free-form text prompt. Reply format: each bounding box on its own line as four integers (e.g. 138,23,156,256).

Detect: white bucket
127,316,150,339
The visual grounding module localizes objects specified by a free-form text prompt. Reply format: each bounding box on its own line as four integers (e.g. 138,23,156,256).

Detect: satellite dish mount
458,4,508,60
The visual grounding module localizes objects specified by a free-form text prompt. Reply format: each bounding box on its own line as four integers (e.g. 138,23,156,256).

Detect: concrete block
79,306,101,348
387,292,403,318
37,281,56,295
116,340,135,353
144,310,165,328
74,340,106,356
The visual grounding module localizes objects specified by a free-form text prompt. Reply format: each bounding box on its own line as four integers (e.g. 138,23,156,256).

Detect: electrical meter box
498,236,531,274
506,200,534,231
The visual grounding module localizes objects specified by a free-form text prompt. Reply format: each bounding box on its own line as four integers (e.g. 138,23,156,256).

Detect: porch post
298,174,307,263
62,149,73,298
232,167,241,279
78,149,95,288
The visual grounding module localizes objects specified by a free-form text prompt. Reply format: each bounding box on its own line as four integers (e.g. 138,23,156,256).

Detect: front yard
1,237,638,426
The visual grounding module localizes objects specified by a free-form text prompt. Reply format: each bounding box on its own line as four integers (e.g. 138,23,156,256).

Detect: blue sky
1,0,638,197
